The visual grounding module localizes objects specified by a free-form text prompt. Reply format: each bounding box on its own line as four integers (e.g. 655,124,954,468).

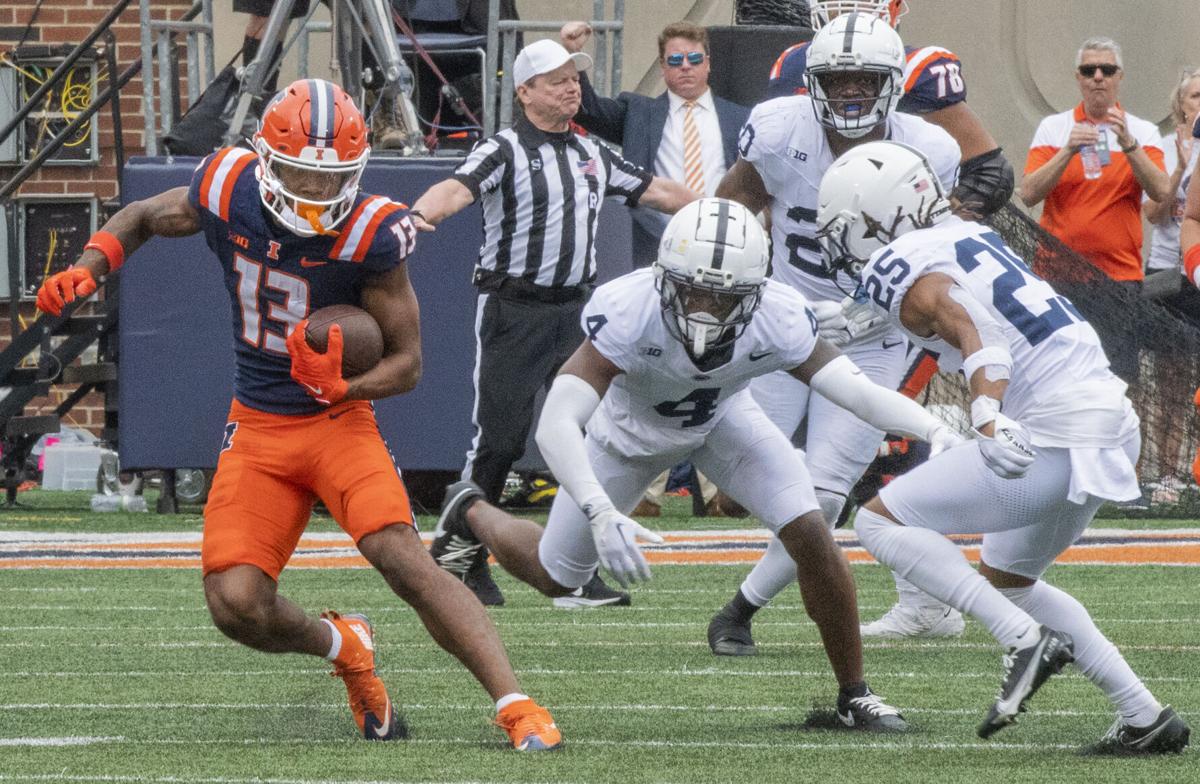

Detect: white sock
495,692,530,713
854,508,1037,648
321,617,342,661
740,536,796,607
999,582,1163,726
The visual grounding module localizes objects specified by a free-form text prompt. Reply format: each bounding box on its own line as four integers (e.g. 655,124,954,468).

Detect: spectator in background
564,20,749,269
1141,68,1200,500
1019,36,1168,382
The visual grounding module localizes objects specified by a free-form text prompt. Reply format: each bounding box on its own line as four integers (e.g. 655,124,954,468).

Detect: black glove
952,147,1015,219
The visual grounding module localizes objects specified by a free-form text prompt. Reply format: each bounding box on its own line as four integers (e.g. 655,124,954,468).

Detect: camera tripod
223,0,423,153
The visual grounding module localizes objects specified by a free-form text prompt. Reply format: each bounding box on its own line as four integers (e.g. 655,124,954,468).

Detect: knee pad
815,488,848,530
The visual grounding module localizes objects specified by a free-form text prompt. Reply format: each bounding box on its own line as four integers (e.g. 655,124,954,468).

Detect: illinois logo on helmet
253,78,370,237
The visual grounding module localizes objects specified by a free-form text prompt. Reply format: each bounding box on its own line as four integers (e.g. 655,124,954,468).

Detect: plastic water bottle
90,493,148,513
1080,144,1103,179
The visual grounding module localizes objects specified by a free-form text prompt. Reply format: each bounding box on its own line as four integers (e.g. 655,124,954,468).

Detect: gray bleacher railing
139,0,215,156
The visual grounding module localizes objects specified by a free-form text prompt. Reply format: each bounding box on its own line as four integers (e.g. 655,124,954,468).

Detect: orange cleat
495,698,562,751
322,611,404,740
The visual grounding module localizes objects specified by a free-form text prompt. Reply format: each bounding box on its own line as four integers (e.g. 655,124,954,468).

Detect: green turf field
0,492,1196,783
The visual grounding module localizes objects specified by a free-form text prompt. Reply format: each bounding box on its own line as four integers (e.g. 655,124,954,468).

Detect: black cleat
429,481,486,579
978,626,1074,739
707,608,757,656
552,571,631,608
836,682,908,732
464,556,505,606
1093,706,1190,755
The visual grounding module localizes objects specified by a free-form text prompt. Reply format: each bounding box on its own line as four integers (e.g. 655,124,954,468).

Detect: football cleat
464,557,506,607
552,572,632,609
322,611,404,740
836,682,908,731
978,626,1074,739
495,698,563,751
430,481,486,579
860,603,965,639
1094,706,1190,755
706,608,758,656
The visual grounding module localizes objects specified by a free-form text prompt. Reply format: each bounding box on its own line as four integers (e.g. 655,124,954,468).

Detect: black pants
463,290,585,503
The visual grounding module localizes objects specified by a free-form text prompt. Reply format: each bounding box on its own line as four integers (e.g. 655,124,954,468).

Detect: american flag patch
914,178,930,193
577,158,598,176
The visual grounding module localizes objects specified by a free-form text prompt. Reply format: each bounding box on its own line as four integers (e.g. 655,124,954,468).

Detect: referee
411,38,698,607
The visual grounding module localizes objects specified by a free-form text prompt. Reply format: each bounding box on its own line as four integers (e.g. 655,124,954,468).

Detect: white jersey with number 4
739,96,962,305
858,216,1137,448
582,269,819,457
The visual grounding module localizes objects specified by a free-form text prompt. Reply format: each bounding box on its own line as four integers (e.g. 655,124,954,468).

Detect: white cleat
860,603,966,639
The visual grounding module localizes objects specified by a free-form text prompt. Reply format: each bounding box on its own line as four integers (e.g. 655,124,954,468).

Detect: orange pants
202,398,413,579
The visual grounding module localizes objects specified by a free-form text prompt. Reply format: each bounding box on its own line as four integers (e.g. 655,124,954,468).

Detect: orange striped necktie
683,101,705,195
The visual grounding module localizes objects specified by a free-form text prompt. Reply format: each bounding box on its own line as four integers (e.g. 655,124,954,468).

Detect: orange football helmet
253,78,370,237
809,0,908,29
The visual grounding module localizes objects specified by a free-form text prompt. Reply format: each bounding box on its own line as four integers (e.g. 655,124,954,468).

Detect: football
304,304,384,377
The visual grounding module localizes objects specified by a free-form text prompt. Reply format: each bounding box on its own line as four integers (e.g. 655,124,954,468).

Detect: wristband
84,230,126,273
1185,244,1200,290
408,209,426,222
1120,141,1139,154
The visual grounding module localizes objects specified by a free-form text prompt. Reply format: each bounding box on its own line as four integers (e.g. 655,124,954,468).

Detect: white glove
973,413,1036,479
584,504,665,588
811,300,851,346
841,296,894,344
928,424,966,457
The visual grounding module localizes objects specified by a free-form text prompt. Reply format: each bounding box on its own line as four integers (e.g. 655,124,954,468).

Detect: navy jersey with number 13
187,146,416,415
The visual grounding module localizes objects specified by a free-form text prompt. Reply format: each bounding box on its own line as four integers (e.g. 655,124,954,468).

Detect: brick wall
2,1,194,437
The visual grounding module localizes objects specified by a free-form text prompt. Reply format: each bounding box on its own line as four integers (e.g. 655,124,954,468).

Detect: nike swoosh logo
329,408,349,420
748,351,773,361
836,710,855,727
882,340,904,349
304,383,323,396
300,257,328,267
369,700,392,738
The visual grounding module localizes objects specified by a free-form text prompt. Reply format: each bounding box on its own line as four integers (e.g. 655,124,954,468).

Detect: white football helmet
654,198,770,358
809,0,908,29
815,141,951,276
804,12,905,138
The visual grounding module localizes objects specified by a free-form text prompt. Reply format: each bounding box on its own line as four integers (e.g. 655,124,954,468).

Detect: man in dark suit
561,20,751,268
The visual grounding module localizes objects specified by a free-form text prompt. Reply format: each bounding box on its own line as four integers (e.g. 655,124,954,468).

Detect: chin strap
300,204,339,237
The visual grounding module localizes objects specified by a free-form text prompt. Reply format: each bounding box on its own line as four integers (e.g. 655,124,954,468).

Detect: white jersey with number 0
582,269,819,457
739,96,962,305
859,217,1137,448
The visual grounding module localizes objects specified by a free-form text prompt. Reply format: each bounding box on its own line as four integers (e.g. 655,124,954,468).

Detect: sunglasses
665,51,705,68
1078,63,1120,78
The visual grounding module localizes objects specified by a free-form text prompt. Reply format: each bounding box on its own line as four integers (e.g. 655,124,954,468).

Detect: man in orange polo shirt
1019,36,1167,380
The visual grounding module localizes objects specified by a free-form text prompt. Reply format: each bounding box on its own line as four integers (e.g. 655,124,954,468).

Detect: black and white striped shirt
453,116,653,289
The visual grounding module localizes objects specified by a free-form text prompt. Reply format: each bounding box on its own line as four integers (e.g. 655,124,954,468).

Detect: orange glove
36,267,98,316
285,320,348,406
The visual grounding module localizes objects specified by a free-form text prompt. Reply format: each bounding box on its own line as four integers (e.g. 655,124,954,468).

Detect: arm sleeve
535,373,611,512
808,354,945,441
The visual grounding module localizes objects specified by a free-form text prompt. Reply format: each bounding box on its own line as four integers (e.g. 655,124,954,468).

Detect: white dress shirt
654,88,726,197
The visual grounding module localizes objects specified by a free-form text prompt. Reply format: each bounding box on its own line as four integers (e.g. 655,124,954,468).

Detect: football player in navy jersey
766,0,1013,220
35,78,562,752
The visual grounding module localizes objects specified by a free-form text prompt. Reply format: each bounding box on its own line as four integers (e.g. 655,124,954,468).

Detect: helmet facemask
656,266,764,358
807,66,901,138
255,138,369,237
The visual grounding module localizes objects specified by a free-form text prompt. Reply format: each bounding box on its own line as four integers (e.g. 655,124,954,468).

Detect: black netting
735,0,811,26
912,204,1200,516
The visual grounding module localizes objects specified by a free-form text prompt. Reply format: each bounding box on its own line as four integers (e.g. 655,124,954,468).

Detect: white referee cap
513,39,592,87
